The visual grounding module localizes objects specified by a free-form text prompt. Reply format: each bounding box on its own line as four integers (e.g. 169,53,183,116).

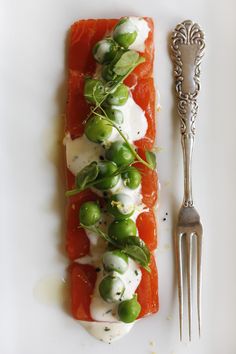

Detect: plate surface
1,0,236,353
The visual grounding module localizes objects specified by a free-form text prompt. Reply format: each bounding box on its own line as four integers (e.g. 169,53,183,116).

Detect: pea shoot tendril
81,223,151,272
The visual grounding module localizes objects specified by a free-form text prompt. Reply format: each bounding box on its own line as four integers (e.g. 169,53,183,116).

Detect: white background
1,0,236,353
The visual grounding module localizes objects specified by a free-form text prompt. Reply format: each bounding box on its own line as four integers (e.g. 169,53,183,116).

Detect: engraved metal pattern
171,20,205,207
171,20,205,118
170,20,205,341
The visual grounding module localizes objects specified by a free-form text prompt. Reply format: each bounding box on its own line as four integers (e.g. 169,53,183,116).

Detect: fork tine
197,231,203,337
176,232,184,341
186,233,193,341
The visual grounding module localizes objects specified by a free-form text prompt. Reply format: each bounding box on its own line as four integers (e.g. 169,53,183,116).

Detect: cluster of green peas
83,17,139,175
79,195,141,323
81,17,142,208
78,18,142,323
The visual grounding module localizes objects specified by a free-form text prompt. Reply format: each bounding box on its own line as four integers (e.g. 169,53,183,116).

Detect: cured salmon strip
65,18,159,321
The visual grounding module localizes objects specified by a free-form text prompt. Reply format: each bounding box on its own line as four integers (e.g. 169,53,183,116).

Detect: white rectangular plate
1,0,236,353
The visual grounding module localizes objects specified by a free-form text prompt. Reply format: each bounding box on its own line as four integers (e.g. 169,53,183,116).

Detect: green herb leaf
76,161,99,190
125,245,149,266
113,51,139,76
119,236,151,264
145,151,157,169
80,224,112,244
115,236,151,271
65,162,133,197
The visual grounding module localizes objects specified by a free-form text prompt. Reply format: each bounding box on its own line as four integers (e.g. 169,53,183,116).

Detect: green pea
84,78,105,104
103,250,128,274
121,166,141,189
85,115,112,143
95,161,120,190
108,218,137,241
93,38,118,64
104,107,124,124
99,275,125,303
113,18,138,49
106,84,129,106
105,141,135,166
118,295,141,323
79,201,101,226
107,193,134,220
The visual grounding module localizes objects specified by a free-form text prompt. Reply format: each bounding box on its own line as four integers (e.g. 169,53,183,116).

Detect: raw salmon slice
69,262,97,321
65,18,159,321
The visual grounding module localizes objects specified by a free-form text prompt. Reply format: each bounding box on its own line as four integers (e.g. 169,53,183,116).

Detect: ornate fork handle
171,20,205,207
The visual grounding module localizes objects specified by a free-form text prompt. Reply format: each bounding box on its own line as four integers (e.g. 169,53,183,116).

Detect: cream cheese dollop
80,320,134,343
128,17,150,52
108,95,148,143
64,134,104,176
90,258,141,322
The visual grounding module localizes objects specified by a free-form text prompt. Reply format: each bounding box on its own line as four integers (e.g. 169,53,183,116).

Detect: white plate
1,0,236,353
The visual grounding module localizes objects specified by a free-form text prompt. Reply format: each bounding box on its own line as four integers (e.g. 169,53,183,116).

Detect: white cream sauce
108,95,147,143
90,259,141,322
128,17,150,52
103,251,128,273
110,193,134,215
80,320,134,343
64,134,104,176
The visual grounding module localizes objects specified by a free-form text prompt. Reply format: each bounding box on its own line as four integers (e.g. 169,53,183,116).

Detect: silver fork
170,20,205,341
